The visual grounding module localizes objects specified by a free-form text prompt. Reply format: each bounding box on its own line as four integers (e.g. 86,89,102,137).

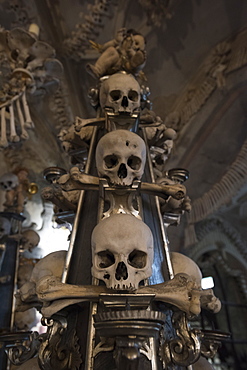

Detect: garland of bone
138,0,180,27
5,1,73,136
0,23,63,149
63,0,116,61
0,88,32,148
6,0,36,29
197,251,247,303
166,29,247,132
187,217,247,266
49,82,73,133
186,139,247,225
186,215,247,301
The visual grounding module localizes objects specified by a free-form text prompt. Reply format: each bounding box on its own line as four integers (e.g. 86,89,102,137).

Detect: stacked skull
96,129,146,186
92,72,155,290
91,214,153,290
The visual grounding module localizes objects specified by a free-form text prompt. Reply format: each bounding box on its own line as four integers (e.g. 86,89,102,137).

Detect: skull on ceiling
96,130,146,186
0,172,19,191
99,73,141,114
91,214,154,290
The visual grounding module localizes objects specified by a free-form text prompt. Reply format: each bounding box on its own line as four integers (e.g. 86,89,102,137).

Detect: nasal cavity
121,96,128,108
118,163,127,179
115,261,128,280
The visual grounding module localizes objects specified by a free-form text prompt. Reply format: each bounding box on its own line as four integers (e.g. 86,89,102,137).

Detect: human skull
96,130,146,186
30,250,67,285
0,217,11,240
14,308,37,331
20,230,40,252
17,258,37,288
171,252,202,288
99,73,141,114
19,251,66,303
91,214,154,290
0,172,19,191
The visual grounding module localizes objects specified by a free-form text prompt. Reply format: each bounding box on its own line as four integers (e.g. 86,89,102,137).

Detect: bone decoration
63,0,116,60
0,172,19,192
56,165,187,201
0,168,35,214
156,169,192,220
171,252,202,288
91,214,154,289
0,24,63,148
17,257,39,289
41,186,79,213
10,229,40,253
15,250,67,311
17,271,220,319
0,172,20,212
99,72,141,114
96,130,146,186
14,308,37,331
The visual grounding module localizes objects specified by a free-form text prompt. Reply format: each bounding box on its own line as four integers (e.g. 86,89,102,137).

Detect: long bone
16,97,29,140
19,273,221,318
0,106,8,148
9,102,20,142
21,90,34,129
57,166,186,201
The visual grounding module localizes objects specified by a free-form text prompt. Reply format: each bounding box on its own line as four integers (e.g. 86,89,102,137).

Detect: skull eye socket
110,90,121,101
128,90,139,102
97,250,115,268
104,155,119,169
128,250,147,268
127,156,141,170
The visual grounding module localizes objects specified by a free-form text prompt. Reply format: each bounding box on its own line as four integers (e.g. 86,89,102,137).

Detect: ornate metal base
94,310,165,369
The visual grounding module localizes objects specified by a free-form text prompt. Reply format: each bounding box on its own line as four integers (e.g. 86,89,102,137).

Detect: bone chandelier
0,24,63,149
4,28,226,370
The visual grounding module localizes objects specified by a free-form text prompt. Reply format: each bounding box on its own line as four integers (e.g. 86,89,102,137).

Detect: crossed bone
57,167,186,201
17,273,221,318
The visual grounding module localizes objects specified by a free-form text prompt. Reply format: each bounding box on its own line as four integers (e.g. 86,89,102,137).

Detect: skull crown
91,214,154,290
96,130,146,186
99,73,141,114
